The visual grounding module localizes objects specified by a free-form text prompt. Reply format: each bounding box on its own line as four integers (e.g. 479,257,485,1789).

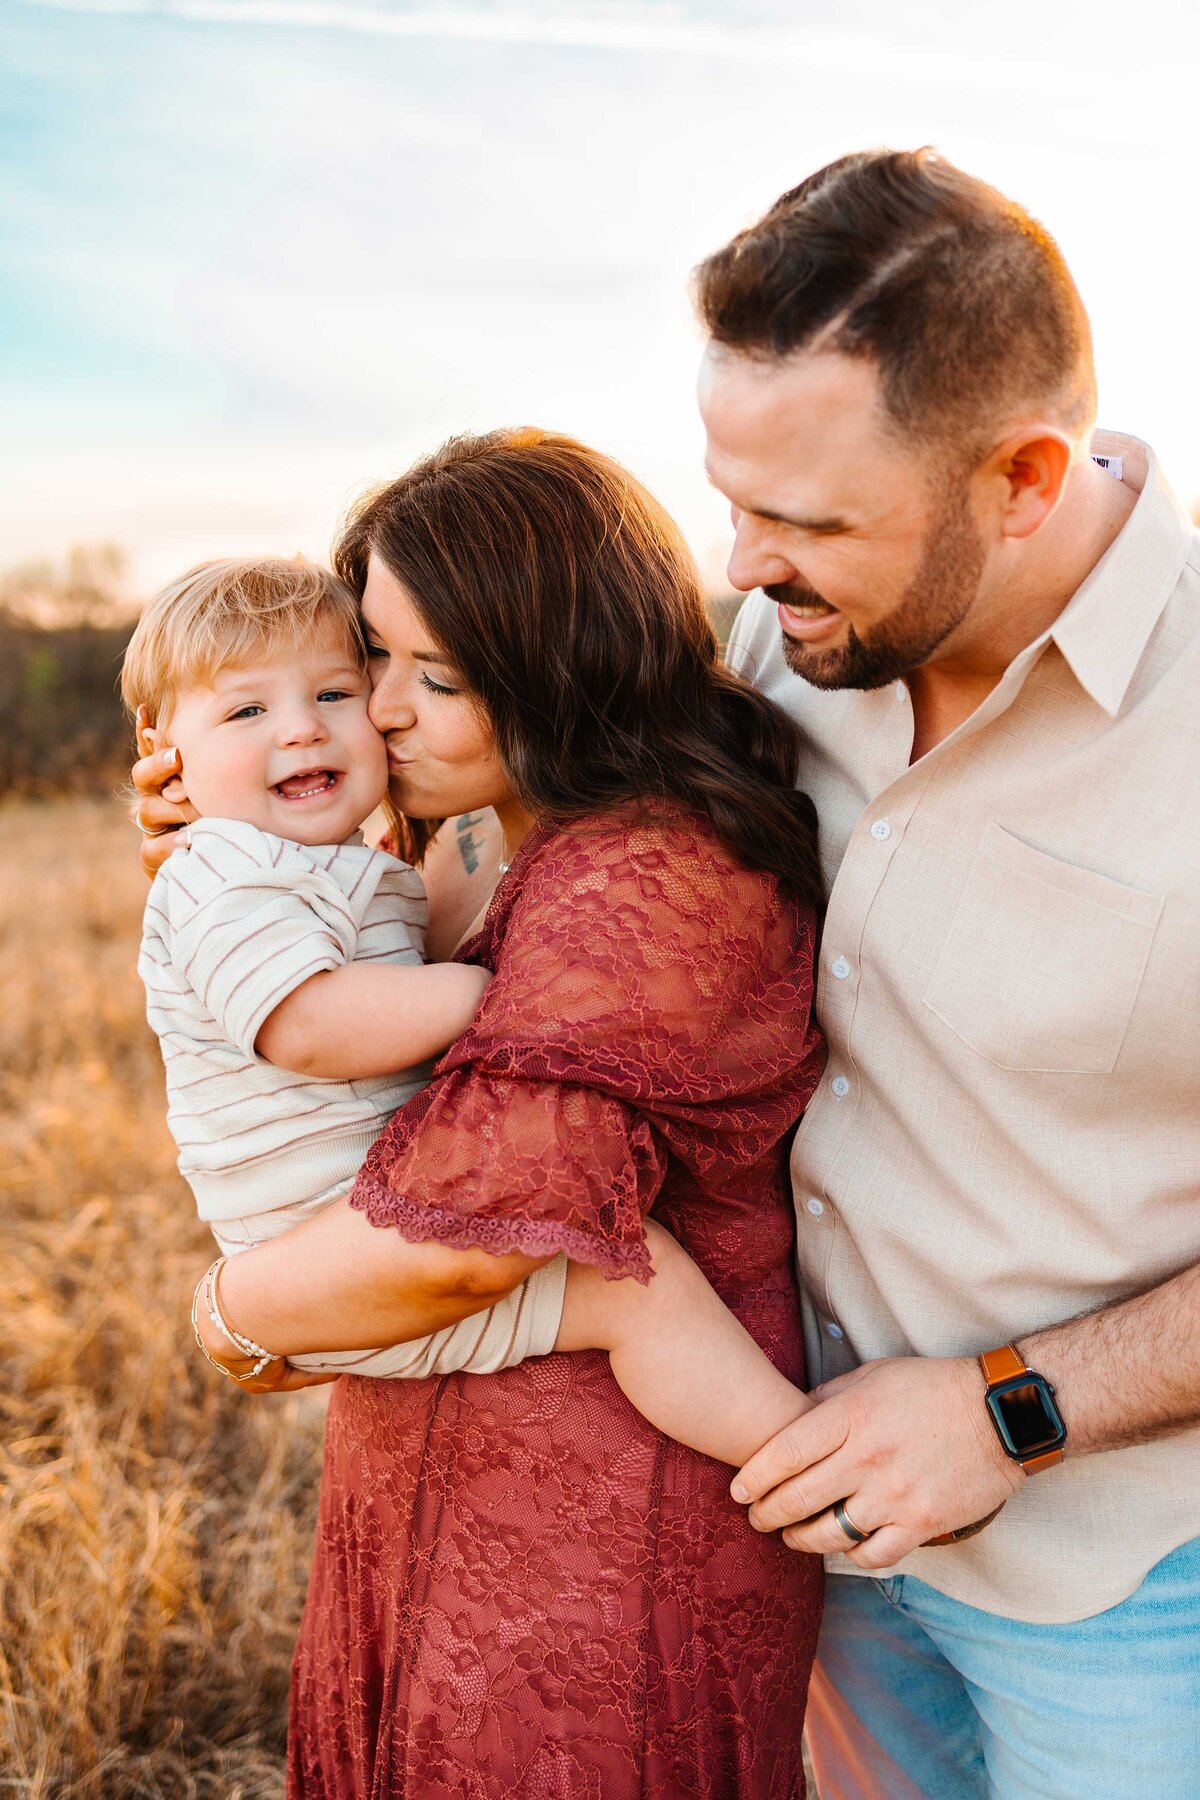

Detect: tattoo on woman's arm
455,812,487,875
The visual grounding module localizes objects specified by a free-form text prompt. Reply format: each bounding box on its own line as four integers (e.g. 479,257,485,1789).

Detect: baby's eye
227,704,264,721
420,672,462,697
317,688,352,703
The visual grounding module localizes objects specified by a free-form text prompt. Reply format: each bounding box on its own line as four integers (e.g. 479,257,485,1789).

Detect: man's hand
730,1355,1024,1569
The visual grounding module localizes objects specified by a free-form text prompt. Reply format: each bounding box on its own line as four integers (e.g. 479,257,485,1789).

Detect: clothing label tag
1091,452,1124,481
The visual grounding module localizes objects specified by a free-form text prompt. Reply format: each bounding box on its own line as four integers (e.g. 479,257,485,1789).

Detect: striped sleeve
162,820,361,1059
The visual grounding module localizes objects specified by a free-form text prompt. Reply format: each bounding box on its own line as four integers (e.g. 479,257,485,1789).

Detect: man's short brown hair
694,148,1096,461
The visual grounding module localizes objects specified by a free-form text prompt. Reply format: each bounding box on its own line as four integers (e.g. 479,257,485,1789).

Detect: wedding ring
832,1499,872,1544
134,812,172,837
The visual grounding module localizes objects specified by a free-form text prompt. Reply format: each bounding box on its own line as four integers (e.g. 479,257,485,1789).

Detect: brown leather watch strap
979,1343,1027,1385
1021,1447,1065,1474
979,1344,1066,1473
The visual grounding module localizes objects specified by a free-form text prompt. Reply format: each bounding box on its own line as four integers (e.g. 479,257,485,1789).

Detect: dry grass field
0,798,325,1798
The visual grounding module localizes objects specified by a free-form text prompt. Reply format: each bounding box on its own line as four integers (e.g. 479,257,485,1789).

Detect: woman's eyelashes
419,671,461,696
361,633,459,694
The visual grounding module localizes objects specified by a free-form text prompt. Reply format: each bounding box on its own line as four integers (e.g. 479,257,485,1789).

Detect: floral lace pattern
289,810,826,1798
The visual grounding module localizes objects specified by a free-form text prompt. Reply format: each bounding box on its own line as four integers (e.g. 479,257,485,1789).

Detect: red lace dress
288,810,826,1799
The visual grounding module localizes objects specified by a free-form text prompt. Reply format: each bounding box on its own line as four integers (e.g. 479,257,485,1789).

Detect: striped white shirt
140,818,430,1222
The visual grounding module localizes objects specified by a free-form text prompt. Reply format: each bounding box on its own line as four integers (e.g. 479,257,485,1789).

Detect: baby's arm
255,961,491,1078
555,1219,812,1466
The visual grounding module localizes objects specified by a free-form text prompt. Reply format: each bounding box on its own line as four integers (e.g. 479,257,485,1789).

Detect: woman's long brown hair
334,428,822,907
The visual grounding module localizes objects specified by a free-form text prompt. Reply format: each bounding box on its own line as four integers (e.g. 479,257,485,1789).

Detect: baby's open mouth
273,769,342,800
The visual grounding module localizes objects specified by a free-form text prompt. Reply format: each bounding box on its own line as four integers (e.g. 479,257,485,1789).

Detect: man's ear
984,425,1074,541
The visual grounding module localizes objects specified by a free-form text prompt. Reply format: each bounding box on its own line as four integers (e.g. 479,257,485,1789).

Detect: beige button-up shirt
729,432,1200,1623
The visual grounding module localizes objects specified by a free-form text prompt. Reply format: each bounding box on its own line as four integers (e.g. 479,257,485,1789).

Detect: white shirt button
825,1321,845,1341
895,681,908,702
830,956,851,980
831,1075,850,1096
870,819,892,841
806,1197,825,1217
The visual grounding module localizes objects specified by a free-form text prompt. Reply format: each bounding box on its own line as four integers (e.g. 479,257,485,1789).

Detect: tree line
0,546,137,797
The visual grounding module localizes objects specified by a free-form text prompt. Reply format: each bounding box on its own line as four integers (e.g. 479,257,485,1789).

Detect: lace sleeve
353,1073,664,1280
351,810,816,1281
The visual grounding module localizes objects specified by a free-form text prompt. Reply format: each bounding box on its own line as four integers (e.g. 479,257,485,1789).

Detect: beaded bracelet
191,1256,282,1382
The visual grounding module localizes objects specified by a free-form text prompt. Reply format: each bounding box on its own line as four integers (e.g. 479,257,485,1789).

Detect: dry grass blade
0,799,326,1799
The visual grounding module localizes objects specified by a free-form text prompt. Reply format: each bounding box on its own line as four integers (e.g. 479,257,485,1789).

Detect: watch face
987,1374,1067,1460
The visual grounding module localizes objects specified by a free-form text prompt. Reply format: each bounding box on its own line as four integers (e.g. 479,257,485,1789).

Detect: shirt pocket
922,821,1162,1074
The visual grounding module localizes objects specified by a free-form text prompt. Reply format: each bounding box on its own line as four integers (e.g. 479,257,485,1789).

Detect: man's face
699,346,987,690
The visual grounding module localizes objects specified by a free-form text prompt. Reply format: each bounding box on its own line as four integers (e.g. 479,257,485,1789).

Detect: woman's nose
726,515,797,594
367,672,416,735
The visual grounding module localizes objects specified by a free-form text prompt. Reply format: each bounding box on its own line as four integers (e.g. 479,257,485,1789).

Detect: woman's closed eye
419,671,462,697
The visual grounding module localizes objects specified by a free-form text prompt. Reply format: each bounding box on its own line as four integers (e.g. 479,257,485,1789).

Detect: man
695,148,1200,1798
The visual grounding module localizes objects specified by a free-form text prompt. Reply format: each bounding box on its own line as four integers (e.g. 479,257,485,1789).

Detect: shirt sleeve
164,821,361,1059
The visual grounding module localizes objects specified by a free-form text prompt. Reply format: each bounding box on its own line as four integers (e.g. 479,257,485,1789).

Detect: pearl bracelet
191,1256,282,1381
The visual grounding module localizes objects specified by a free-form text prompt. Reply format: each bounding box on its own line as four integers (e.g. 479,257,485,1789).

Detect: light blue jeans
805,1538,1200,1799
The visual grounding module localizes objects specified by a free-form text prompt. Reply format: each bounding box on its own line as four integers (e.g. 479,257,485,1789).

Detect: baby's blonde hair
121,555,365,728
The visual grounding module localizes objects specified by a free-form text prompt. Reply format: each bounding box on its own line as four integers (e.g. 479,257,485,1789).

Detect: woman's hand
192,1264,339,1393
131,706,198,879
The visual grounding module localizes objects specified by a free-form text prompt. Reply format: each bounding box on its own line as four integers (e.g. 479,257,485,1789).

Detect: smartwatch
979,1344,1067,1473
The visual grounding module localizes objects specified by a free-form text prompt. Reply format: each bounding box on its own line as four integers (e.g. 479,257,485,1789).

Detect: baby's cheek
355,720,392,801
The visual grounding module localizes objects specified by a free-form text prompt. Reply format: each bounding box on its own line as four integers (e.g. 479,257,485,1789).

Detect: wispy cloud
3,0,1197,593
10,0,1144,101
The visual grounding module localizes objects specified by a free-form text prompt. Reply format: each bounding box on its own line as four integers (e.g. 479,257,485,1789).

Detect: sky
2,0,1198,599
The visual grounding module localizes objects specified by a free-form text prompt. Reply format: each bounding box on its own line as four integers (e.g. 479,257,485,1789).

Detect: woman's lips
777,600,843,644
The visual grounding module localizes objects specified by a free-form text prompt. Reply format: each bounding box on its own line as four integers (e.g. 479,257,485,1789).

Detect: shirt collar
1048,431,1195,717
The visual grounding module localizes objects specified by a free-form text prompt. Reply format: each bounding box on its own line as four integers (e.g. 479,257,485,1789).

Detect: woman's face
360,553,515,821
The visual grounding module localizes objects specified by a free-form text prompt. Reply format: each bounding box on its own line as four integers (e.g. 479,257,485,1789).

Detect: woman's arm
201,1191,550,1387
420,809,502,959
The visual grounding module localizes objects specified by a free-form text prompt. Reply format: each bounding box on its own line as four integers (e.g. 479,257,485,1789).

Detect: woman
134,429,826,1797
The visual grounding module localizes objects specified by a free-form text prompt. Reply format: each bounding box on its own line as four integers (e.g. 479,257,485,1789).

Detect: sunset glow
3,0,1197,597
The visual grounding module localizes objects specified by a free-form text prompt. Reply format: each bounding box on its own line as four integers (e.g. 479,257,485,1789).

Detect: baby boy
123,554,567,1377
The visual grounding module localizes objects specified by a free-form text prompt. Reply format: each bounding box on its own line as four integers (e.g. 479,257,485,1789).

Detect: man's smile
775,598,843,644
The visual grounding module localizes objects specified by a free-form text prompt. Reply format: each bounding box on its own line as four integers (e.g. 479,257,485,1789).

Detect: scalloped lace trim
350,1175,654,1284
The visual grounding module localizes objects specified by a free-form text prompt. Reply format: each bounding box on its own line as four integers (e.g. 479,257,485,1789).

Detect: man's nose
726,515,798,594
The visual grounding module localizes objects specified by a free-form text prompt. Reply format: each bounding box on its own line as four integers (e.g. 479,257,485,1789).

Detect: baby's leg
555,1218,811,1466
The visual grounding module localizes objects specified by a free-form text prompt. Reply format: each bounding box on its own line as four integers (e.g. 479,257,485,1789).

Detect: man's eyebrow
702,465,848,533
755,505,849,533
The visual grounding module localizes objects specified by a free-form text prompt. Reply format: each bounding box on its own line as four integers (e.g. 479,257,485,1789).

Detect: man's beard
768,485,986,691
